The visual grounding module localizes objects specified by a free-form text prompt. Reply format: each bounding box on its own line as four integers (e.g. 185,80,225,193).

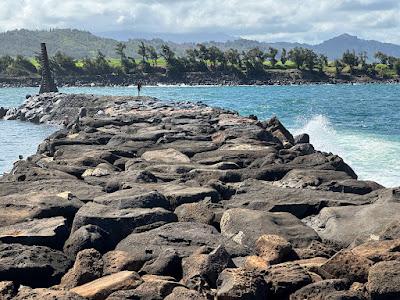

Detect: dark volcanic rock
60,248,104,289
64,225,111,258
305,188,400,247
319,250,373,283
0,216,68,249
220,208,320,248
0,191,83,227
223,179,369,219
0,243,72,287
290,279,351,300
216,268,268,299
264,262,312,299
94,190,170,210
367,260,400,300
71,202,177,245
116,222,247,261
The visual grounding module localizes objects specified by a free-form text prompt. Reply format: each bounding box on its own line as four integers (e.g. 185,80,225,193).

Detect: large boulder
182,245,233,289
63,225,111,258
305,188,400,247
14,288,85,300
142,148,190,164
220,208,320,248
367,261,400,300
94,190,170,210
108,275,183,300
71,271,143,300
264,262,312,299
255,234,298,265
290,279,351,300
164,286,207,300
0,217,68,249
319,250,373,283
71,202,177,245
103,250,146,275
0,243,72,287
60,249,104,289
216,268,268,299
116,222,246,261
351,239,400,262
224,179,369,219
0,192,83,227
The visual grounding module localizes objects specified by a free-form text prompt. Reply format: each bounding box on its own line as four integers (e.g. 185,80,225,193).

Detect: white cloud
0,0,399,43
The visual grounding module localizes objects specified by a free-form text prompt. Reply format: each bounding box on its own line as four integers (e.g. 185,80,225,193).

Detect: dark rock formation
0,93,396,299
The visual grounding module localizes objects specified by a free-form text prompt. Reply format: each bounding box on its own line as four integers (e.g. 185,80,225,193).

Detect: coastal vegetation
0,43,399,83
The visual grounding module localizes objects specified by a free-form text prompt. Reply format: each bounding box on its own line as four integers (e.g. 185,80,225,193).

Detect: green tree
51,51,80,75
374,51,388,64
267,47,278,67
280,48,287,65
394,60,400,75
207,46,223,69
341,50,359,74
225,48,241,67
316,54,328,73
147,46,158,67
288,47,305,69
334,59,344,77
0,55,13,73
303,49,318,70
137,42,148,63
358,51,368,73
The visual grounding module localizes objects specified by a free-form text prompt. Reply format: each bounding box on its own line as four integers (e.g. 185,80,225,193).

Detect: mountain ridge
0,28,400,60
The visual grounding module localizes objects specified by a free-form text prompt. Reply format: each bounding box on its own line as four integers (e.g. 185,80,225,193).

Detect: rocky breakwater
0,92,399,300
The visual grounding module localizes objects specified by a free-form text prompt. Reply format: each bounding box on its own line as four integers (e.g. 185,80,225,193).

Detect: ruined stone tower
39,43,58,94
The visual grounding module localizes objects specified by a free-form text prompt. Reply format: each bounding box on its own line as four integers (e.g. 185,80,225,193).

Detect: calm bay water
0,84,399,187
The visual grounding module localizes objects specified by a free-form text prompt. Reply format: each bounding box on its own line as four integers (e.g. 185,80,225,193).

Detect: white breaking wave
292,115,400,188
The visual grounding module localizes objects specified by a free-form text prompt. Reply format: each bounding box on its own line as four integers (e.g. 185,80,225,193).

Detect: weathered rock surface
305,188,400,247
220,208,320,248
264,262,312,299
71,271,143,300
1,93,397,298
216,268,268,299
60,248,104,289
255,234,298,265
367,261,400,300
0,243,72,287
0,216,68,249
319,250,373,283
64,224,111,258
290,279,351,300
116,222,246,260
71,202,177,245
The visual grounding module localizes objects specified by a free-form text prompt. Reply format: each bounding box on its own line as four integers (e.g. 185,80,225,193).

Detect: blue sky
0,0,399,44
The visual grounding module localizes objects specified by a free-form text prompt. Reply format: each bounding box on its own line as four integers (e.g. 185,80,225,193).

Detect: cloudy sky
0,0,399,44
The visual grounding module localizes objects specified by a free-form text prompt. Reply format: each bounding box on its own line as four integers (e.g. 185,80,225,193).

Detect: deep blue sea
0,84,399,187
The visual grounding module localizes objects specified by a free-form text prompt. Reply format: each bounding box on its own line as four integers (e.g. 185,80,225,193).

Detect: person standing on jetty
137,82,143,97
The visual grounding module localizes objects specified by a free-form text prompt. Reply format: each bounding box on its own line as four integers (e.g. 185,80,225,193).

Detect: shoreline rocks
0,93,398,299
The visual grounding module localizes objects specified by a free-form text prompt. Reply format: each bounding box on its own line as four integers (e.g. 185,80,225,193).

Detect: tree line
1,42,400,79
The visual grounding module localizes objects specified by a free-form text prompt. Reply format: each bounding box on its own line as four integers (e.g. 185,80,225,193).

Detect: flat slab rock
0,191,83,227
116,222,247,261
71,202,177,244
220,208,320,248
224,179,370,219
0,243,72,288
305,188,400,247
0,216,68,249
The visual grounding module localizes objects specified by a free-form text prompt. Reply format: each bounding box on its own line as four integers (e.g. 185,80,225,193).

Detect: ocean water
0,84,399,187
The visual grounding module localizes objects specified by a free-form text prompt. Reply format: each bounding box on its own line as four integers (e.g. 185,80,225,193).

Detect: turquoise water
0,84,399,187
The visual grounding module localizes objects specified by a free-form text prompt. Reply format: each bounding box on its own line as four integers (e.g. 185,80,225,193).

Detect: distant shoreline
1,72,399,89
